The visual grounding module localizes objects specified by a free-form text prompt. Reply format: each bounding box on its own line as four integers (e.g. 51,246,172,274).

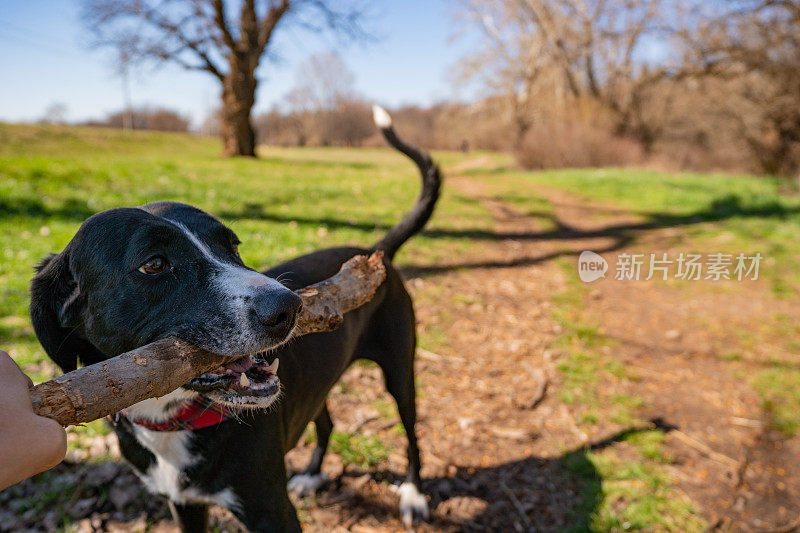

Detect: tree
456,0,667,148
678,0,800,177
290,51,356,112
40,103,69,124
102,107,192,131
275,51,369,146
83,0,366,157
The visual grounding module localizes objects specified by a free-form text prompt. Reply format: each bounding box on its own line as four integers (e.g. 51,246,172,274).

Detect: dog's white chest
132,427,239,511
132,428,193,500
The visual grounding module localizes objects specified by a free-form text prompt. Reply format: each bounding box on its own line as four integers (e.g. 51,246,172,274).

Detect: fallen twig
30,253,386,427
669,429,740,469
729,416,764,429
516,362,548,410
416,347,466,363
499,479,533,530
490,427,535,441
753,515,800,533
349,415,382,434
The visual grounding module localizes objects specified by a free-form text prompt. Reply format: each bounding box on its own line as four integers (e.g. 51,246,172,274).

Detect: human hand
0,350,67,490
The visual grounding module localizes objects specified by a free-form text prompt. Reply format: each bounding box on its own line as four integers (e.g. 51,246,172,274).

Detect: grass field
2,123,799,531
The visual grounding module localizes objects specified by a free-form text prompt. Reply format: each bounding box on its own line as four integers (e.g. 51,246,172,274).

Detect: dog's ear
30,252,100,372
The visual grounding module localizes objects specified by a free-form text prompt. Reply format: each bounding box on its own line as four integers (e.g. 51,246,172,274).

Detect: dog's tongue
224,356,254,373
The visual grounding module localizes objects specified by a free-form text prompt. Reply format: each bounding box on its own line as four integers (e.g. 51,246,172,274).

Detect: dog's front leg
233,457,302,533
238,493,301,533
168,501,208,533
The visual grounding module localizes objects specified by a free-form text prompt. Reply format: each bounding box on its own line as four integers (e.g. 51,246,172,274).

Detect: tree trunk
220,57,258,157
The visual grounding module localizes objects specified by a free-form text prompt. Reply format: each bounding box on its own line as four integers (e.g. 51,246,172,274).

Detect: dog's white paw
287,472,328,497
396,481,429,528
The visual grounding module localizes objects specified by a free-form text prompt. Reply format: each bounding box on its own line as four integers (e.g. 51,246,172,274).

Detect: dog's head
30,201,301,409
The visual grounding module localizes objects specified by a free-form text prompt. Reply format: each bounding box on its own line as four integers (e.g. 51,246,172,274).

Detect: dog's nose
252,289,302,336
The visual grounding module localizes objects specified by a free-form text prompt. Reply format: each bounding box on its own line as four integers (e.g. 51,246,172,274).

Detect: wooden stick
29,252,386,427
669,428,740,469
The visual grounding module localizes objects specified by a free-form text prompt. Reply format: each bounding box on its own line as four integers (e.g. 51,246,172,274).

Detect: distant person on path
0,350,66,490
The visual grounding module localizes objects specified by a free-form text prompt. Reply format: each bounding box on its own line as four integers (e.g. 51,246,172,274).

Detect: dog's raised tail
371,105,441,260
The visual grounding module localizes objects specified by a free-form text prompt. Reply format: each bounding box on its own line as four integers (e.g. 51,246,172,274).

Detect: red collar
123,396,230,431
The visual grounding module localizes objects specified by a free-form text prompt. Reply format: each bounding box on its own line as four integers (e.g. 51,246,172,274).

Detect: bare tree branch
212,0,238,52
82,0,369,156
258,0,291,53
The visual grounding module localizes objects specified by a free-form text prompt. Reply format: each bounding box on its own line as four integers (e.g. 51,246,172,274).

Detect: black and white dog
29,107,439,532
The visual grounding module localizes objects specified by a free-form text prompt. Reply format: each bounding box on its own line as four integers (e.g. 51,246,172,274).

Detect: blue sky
0,1,479,126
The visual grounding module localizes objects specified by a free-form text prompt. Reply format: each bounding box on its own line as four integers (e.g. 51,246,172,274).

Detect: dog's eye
138,256,169,275
233,243,241,260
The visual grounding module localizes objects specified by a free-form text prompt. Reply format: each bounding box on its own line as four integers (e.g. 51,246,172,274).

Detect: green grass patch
297,424,317,446
754,369,800,436
719,351,743,362
329,431,388,468
564,429,706,532
372,397,399,420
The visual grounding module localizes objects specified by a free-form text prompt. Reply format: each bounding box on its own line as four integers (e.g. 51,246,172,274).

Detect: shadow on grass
7,191,788,276
254,155,379,170
412,193,795,275
398,193,798,275
0,197,95,221
221,194,797,276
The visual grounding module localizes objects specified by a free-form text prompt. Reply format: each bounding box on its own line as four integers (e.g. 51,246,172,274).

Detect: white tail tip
372,105,392,129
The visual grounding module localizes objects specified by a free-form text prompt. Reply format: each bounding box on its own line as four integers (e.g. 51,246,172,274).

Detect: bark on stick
29,253,386,427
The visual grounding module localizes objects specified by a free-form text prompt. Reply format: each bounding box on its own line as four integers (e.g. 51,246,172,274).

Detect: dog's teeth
267,358,279,373
240,373,250,387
